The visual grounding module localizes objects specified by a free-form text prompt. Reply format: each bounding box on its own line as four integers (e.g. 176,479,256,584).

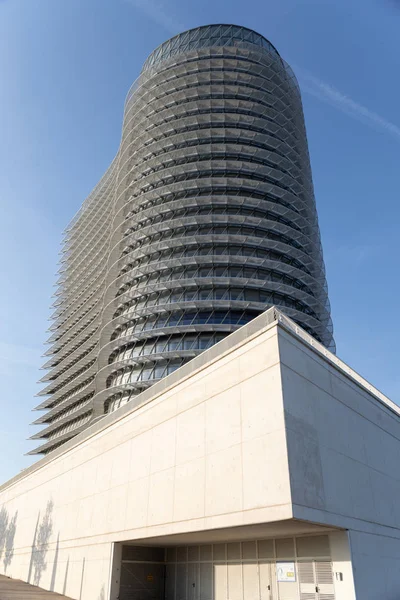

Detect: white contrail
296,69,400,141
120,5,400,142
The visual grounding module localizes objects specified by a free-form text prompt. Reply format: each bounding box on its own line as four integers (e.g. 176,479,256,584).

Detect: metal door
259,561,273,600
315,561,335,599
227,562,242,600
188,561,199,600
214,563,227,600
298,561,315,599
275,563,298,600
216,560,274,600
243,562,258,600
298,560,335,600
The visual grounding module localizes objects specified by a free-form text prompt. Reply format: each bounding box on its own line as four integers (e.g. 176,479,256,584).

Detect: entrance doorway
119,536,335,600
120,546,165,600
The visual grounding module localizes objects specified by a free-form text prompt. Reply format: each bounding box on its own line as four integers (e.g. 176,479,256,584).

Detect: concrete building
1,308,399,600
31,24,334,455
3,23,396,600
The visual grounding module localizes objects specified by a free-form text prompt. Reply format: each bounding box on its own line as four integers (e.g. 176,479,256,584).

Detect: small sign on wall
276,562,296,582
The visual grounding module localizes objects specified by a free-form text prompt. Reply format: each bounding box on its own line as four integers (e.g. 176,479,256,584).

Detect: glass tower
31,25,334,455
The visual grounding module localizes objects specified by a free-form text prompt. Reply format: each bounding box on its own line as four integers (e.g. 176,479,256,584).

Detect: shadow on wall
27,499,54,587
0,505,18,573
50,532,60,591
98,584,105,600
79,557,85,600
62,556,69,596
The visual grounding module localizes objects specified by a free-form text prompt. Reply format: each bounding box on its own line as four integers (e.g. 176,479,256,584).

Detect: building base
0,309,399,599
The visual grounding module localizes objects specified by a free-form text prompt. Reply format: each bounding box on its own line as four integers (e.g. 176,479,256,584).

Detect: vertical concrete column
108,543,122,600
329,532,356,600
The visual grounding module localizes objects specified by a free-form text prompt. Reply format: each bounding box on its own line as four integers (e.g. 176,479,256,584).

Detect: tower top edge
141,24,281,73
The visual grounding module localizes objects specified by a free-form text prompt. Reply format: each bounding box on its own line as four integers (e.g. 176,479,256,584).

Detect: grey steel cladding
31,25,334,454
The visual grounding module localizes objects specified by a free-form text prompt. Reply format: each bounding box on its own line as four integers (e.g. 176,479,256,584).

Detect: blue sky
0,0,399,483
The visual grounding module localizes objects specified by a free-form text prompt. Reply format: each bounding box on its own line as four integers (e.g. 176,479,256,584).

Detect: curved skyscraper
31,25,334,455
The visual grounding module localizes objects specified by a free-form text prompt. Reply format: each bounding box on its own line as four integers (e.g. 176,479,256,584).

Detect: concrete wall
279,327,400,599
348,530,400,600
1,314,399,599
0,323,291,599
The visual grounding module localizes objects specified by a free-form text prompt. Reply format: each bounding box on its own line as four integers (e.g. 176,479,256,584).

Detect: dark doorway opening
120,546,166,600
